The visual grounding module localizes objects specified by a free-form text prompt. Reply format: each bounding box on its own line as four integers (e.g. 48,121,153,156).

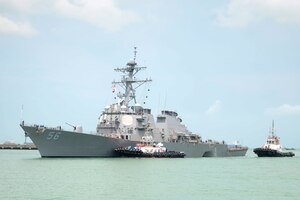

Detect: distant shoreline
0,144,37,150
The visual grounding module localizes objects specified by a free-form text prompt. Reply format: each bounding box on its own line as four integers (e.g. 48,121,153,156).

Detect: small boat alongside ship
115,136,185,158
115,144,185,158
253,121,295,157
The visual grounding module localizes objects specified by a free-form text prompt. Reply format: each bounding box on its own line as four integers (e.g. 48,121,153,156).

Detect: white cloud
0,0,139,35
0,15,38,37
0,0,42,13
206,100,222,116
215,0,300,27
54,0,139,31
265,104,300,116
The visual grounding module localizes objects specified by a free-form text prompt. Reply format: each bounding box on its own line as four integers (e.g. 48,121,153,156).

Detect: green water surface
0,150,299,200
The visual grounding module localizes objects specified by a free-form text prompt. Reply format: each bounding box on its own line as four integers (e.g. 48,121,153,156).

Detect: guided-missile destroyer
20,48,247,157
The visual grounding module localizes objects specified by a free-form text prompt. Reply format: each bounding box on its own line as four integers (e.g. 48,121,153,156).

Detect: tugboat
115,136,186,158
253,121,295,157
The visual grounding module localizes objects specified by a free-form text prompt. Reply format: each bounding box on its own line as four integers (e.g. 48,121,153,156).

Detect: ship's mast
271,120,275,136
112,47,152,107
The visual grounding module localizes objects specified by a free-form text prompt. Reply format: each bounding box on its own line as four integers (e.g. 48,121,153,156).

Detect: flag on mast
112,84,117,93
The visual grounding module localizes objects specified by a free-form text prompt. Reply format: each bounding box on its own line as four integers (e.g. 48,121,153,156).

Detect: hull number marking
47,132,61,140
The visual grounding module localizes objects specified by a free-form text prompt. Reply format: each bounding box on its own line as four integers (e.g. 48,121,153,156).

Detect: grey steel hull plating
21,125,247,158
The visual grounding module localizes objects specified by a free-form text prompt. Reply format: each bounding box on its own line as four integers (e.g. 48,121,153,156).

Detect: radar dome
127,59,136,66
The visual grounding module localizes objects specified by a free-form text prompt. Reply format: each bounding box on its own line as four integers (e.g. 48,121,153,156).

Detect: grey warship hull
21,125,247,158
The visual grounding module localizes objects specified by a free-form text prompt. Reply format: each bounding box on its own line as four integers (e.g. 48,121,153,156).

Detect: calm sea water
0,150,299,200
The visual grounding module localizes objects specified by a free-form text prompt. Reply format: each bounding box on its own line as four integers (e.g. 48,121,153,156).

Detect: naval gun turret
66,122,83,133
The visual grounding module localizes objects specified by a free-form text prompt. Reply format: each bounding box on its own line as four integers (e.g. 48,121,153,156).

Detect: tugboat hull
115,148,186,158
253,148,295,157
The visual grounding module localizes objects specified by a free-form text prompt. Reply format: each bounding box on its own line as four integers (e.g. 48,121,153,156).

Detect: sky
0,0,300,148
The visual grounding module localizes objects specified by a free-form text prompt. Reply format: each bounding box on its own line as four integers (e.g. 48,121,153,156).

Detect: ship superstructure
20,48,247,157
95,47,201,146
